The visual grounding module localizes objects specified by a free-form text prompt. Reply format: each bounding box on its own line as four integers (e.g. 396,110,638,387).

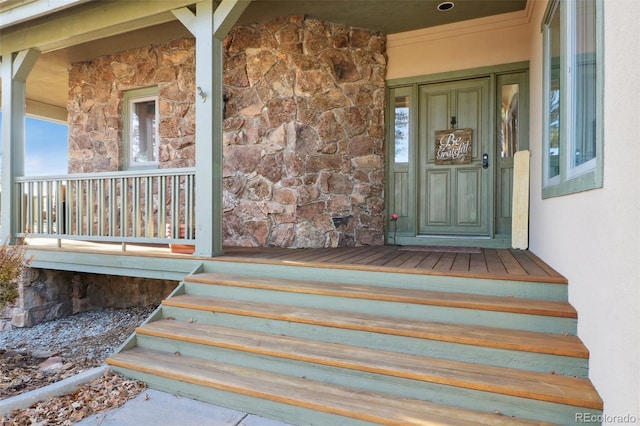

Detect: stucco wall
386,2,640,421
527,1,640,423
386,8,532,80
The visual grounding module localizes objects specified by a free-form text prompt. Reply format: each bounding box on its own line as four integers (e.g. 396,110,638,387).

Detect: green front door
418,77,492,236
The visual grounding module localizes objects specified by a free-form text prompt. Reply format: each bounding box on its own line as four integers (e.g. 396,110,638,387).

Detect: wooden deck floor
218,246,567,284
26,239,567,284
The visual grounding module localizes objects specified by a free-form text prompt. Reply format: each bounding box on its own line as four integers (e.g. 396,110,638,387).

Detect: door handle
482,153,489,169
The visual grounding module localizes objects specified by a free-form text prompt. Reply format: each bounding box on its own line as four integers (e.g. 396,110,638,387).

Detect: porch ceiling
6,0,526,121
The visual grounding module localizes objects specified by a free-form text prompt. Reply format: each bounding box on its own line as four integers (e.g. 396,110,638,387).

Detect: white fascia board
0,0,91,30
1,0,194,54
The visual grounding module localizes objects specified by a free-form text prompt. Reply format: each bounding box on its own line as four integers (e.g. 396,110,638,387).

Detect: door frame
386,62,529,248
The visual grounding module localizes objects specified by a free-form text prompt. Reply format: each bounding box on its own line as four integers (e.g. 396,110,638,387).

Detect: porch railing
15,168,195,245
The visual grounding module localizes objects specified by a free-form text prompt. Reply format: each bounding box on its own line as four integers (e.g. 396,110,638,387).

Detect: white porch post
173,0,249,257
1,49,40,243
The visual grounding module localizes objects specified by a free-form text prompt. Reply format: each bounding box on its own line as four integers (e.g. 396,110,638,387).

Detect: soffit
10,0,527,118
239,0,526,34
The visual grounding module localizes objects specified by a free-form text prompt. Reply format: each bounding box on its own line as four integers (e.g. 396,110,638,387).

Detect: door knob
482,153,489,169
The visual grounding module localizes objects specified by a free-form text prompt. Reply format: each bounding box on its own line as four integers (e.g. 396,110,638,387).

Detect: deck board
469,252,489,274
451,253,471,272
484,249,509,275
25,239,568,284
497,249,528,275
219,247,567,284
416,252,443,270
434,252,456,271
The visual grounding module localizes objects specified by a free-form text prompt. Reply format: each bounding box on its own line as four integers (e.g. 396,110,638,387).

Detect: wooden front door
418,77,491,236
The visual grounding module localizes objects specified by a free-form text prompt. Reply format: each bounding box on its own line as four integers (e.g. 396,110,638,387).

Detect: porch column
173,0,249,257
0,49,40,243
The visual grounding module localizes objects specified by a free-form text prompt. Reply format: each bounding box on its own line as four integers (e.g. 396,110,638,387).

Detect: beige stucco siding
386,8,533,80
386,2,640,422
528,1,640,423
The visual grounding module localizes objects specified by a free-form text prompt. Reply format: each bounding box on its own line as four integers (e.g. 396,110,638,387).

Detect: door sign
435,128,472,165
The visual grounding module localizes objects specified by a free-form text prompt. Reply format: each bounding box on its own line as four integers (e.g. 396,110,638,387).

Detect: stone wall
66,15,388,248
222,16,387,247
1,269,176,328
67,38,196,173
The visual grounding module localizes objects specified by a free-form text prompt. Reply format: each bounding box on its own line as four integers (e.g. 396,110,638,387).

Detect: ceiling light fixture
437,1,455,12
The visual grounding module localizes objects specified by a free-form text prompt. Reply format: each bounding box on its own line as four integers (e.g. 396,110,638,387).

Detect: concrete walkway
0,366,292,426
76,388,292,426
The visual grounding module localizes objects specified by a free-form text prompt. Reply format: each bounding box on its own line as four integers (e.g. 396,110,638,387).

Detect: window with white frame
124,87,159,169
542,0,603,197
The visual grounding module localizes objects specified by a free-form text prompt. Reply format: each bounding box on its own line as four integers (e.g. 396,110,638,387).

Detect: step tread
185,272,577,318
162,294,588,358
107,347,554,426
138,319,603,409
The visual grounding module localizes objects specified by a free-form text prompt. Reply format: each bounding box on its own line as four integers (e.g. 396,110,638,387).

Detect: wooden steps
185,273,577,318
108,265,602,425
136,319,602,409
163,294,586,358
181,272,577,335
109,347,553,426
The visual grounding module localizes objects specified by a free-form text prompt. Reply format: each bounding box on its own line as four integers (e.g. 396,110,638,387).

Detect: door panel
426,170,450,225
393,170,410,217
418,78,491,236
456,168,482,226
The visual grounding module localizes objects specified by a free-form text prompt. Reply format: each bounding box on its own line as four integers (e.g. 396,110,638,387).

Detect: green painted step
201,260,569,301
183,272,577,334
159,303,588,377
136,319,602,411
185,272,575,318
162,294,588,359
108,347,554,426
133,332,595,424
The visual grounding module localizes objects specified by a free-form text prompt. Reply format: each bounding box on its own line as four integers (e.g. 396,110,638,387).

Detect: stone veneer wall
1,269,176,329
222,16,387,247
67,38,196,172
66,16,387,248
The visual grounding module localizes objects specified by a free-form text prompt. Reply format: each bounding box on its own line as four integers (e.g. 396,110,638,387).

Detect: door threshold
390,235,512,249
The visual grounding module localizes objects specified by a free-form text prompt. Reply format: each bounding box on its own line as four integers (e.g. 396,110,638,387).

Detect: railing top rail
15,167,196,183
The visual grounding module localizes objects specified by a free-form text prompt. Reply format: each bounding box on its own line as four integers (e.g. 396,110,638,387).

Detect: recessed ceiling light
437,1,455,12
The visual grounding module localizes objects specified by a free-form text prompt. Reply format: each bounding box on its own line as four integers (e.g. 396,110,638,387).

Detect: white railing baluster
158,175,167,239
97,178,103,236
14,168,195,245
186,174,194,239
121,176,129,238
145,176,153,238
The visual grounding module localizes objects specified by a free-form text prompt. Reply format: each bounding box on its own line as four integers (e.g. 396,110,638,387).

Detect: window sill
542,169,603,198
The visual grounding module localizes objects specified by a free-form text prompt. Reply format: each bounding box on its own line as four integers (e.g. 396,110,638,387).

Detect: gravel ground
0,307,156,424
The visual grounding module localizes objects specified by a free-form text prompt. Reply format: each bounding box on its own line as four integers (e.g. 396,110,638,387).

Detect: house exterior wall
222,16,386,248
67,38,196,173
387,2,639,422
527,1,640,423
386,9,532,80
67,16,387,248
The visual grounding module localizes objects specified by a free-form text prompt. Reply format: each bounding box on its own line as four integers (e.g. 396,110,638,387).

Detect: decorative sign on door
435,128,472,165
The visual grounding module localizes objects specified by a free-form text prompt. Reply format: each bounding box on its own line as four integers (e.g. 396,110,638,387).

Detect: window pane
131,100,157,164
500,84,519,158
547,5,561,179
572,0,597,168
394,96,409,163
